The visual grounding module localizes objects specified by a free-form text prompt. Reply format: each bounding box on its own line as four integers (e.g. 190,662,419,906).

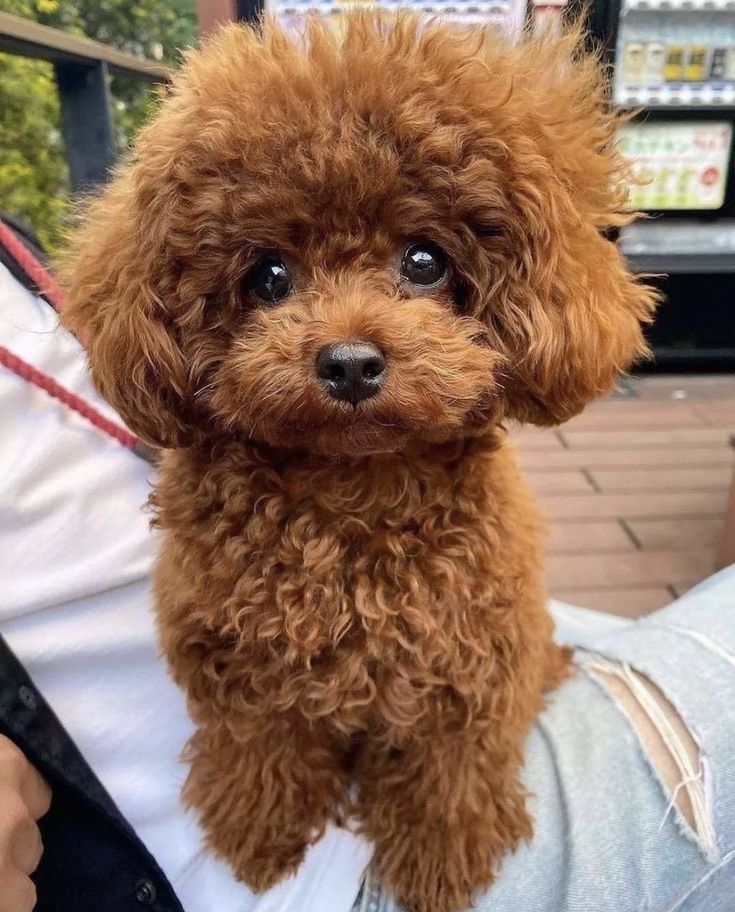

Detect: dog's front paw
370,788,532,912
183,721,345,894
371,824,488,912
232,824,312,892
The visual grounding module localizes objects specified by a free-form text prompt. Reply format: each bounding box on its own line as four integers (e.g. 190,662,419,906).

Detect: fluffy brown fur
61,13,657,912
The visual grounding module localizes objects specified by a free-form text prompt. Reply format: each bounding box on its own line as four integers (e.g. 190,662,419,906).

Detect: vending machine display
618,121,733,209
265,0,529,36
614,2,735,107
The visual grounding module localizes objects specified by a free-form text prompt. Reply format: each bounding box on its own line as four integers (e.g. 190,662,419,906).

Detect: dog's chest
220,462,496,656
155,437,534,724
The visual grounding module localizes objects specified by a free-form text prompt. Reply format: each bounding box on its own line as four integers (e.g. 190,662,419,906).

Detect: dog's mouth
274,404,414,455
249,386,501,456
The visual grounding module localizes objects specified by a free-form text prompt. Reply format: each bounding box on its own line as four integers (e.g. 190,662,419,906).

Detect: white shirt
0,261,372,912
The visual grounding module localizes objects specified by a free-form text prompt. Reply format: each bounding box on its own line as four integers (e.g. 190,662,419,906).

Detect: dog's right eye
244,256,292,303
400,242,448,288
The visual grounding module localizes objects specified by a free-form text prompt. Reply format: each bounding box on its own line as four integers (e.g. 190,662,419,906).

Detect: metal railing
0,12,169,191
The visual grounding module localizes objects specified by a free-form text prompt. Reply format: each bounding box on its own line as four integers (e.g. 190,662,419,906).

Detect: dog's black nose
316,341,386,406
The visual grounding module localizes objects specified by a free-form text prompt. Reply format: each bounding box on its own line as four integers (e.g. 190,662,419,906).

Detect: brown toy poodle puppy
61,13,656,912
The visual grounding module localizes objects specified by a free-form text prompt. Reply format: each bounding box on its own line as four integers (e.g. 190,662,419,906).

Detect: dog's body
62,13,656,912
154,433,564,908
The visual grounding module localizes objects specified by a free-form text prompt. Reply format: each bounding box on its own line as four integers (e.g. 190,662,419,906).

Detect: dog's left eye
400,242,448,287
245,256,292,303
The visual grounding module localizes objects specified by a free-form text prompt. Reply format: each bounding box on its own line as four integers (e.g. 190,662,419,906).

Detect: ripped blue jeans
354,566,735,912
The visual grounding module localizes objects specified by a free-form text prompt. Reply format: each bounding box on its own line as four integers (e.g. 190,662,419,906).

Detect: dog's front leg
357,721,532,912
183,713,348,892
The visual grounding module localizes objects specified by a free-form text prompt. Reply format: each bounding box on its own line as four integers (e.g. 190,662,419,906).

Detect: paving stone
519,446,734,470
525,471,594,493
546,522,635,553
550,586,671,617
547,548,716,589
543,491,727,520
625,518,725,550
589,467,732,492
560,428,732,449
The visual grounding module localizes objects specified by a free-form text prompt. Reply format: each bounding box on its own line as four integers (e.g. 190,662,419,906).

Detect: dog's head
62,14,656,455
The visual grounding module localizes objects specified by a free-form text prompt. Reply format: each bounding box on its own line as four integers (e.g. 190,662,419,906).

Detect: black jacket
0,632,185,912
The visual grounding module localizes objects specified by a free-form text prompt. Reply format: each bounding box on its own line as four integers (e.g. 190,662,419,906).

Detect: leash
0,344,139,451
0,217,147,459
0,219,64,310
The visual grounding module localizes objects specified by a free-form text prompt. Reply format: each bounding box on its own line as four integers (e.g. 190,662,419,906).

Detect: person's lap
355,566,735,912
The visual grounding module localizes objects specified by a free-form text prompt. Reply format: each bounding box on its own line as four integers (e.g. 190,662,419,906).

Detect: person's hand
0,735,51,912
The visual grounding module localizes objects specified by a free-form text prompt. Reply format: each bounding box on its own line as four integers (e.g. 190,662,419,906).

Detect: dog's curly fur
61,13,657,912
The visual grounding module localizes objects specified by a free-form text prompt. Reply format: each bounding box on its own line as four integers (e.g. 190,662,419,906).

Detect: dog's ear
60,171,197,450
477,27,658,426
498,227,657,427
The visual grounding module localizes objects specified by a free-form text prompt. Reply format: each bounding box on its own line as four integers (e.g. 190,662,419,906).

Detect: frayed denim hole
583,657,720,864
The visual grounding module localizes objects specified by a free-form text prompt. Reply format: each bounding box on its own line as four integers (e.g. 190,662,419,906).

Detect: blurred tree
0,0,197,250
35,0,198,148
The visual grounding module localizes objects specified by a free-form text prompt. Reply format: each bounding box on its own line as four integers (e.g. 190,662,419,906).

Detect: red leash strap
0,218,144,455
0,345,139,451
0,221,64,311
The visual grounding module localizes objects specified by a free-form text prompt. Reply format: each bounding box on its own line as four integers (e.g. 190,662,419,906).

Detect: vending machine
589,0,735,367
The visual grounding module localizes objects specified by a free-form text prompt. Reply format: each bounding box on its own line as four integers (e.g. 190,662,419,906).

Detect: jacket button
18,685,37,710
134,879,157,905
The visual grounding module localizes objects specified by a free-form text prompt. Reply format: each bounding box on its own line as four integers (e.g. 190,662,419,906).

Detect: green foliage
0,0,197,250
0,52,68,249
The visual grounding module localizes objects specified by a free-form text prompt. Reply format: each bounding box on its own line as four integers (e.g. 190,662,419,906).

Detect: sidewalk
512,375,735,617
